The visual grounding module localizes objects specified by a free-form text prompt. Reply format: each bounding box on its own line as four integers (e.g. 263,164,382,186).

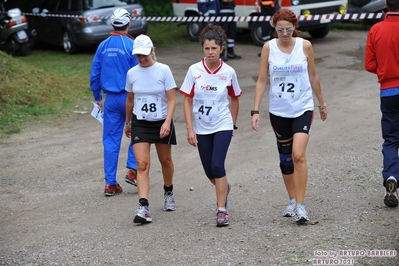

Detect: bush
138,0,174,17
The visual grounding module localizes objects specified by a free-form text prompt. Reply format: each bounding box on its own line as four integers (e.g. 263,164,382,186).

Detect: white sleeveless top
268,37,314,118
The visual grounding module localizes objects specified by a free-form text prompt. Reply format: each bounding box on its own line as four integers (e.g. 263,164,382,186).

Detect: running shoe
384,176,398,208
125,169,137,187
216,210,230,227
295,204,309,224
104,184,123,196
164,191,176,211
133,205,152,223
283,198,296,217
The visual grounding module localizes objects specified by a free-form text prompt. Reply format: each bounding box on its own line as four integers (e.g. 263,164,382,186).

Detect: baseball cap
133,34,153,55
110,8,131,27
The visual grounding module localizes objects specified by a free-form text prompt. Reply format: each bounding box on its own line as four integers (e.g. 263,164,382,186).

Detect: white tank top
268,37,314,118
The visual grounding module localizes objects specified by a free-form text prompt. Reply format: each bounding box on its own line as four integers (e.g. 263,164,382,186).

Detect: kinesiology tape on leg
277,141,294,174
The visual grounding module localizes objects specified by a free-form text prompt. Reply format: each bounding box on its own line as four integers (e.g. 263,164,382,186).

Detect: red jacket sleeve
364,30,377,74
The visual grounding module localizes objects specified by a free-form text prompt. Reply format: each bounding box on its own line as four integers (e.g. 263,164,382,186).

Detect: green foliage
0,51,92,134
138,0,174,17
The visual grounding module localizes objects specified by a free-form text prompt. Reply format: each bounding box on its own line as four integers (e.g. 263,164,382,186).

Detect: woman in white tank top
251,9,328,224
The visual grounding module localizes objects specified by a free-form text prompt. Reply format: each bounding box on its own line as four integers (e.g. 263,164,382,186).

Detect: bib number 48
141,103,157,113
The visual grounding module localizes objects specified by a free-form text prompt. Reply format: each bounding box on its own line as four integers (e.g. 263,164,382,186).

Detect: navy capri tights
197,130,233,179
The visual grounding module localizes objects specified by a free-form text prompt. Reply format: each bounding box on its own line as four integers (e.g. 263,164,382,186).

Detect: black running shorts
130,114,177,145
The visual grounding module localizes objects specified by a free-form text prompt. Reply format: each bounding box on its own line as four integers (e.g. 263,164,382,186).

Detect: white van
172,0,347,46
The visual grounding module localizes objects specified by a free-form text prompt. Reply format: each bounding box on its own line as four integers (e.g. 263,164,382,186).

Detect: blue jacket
90,32,138,101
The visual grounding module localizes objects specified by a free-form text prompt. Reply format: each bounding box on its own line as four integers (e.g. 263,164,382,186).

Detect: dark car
28,0,147,54
346,0,387,26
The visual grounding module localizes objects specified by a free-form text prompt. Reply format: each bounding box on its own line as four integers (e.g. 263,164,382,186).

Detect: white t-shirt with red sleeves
125,62,176,121
180,58,242,135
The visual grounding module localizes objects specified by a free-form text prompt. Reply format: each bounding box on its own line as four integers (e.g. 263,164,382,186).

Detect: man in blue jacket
90,8,138,196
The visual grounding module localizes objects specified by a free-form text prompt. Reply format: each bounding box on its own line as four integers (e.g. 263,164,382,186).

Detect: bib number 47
198,105,212,116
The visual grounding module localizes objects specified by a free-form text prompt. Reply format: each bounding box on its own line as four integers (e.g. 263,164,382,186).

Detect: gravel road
1,30,398,266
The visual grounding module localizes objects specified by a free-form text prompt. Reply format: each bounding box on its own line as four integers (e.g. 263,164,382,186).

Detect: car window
42,0,59,12
58,0,80,11
85,0,137,10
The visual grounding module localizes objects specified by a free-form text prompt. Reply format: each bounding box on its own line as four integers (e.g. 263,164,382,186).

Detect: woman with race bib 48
125,34,178,224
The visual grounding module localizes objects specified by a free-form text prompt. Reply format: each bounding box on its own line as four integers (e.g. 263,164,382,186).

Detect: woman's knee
137,160,150,172
159,156,173,168
292,152,306,165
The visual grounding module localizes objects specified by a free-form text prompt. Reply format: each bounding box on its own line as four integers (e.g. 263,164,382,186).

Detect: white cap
110,8,131,27
133,34,153,55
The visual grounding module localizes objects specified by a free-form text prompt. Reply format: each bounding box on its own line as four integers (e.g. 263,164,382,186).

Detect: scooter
0,0,29,56
346,0,387,26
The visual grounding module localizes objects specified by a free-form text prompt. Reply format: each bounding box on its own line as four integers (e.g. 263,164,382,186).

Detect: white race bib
135,95,162,120
193,99,219,123
271,76,300,100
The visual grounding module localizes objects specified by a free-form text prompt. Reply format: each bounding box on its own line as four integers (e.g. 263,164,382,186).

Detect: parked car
27,0,148,54
346,0,387,26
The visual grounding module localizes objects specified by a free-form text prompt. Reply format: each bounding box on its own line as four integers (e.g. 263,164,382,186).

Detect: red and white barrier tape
16,12,383,22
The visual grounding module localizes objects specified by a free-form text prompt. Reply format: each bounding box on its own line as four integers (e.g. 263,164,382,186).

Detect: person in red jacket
365,0,399,208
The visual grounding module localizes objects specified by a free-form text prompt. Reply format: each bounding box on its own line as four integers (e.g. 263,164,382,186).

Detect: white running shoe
133,205,152,223
295,204,309,224
164,191,176,211
283,198,296,217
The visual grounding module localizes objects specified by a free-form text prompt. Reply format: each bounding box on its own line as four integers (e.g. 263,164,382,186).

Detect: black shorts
130,114,177,145
269,111,314,140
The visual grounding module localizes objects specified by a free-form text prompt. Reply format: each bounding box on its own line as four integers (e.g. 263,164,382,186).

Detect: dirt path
1,30,398,265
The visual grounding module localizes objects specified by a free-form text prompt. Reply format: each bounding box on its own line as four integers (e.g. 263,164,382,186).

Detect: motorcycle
0,0,30,56
346,0,388,26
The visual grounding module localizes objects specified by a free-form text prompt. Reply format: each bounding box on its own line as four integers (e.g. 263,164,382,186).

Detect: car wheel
18,43,28,56
308,25,330,39
62,30,78,54
187,21,203,42
250,21,264,46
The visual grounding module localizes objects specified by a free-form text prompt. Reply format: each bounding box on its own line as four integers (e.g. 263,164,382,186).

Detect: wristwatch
251,110,260,116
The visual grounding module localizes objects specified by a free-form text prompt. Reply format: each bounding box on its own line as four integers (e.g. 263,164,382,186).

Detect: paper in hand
91,101,103,125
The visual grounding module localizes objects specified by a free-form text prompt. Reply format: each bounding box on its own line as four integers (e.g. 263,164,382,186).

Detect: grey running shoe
283,198,296,217
164,191,176,211
133,205,152,223
384,176,398,208
295,204,309,224
216,210,230,227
